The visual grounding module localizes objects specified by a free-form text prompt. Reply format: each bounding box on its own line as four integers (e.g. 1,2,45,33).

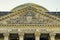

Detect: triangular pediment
4,12,60,25
0,3,60,26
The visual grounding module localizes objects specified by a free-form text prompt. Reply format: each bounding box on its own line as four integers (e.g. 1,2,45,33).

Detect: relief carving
1,6,58,25
6,11,56,25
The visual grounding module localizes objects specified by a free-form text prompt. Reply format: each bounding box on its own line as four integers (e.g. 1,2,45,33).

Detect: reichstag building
0,3,60,40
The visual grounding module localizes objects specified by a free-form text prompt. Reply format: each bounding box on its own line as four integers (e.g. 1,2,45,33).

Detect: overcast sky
0,0,60,12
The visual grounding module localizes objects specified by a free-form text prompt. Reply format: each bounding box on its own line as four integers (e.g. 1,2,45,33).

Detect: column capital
3,32,9,37
35,31,40,36
18,32,24,36
49,33,56,37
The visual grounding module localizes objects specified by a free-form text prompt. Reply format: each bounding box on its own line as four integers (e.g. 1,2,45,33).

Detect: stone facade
0,3,60,40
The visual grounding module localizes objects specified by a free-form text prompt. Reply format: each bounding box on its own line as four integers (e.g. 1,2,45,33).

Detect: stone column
35,31,40,40
18,32,24,40
50,33,56,40
3,33,9,40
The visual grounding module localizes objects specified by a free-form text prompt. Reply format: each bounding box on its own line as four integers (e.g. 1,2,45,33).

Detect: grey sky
0,0,60,12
